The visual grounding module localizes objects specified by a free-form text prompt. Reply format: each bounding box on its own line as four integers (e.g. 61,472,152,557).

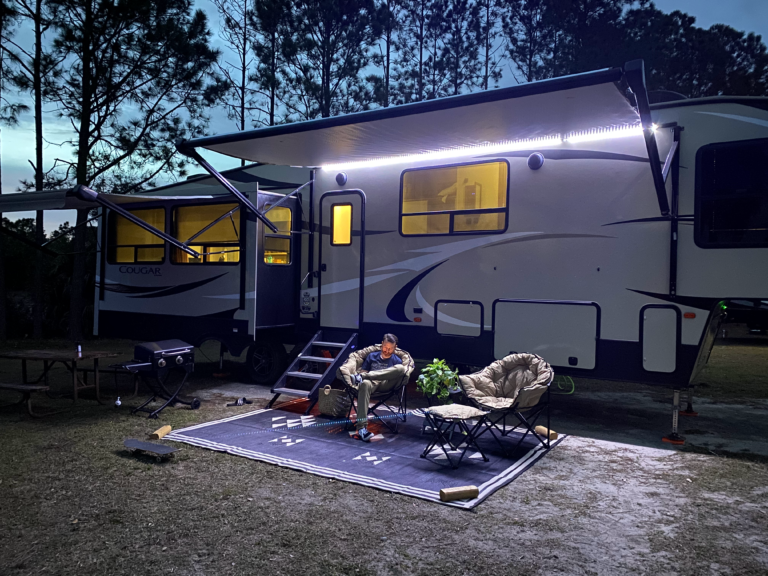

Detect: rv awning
0,188,219,213
185,66,639,167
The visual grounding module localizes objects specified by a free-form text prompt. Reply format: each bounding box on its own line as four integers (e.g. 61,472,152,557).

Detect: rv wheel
247,340,288,384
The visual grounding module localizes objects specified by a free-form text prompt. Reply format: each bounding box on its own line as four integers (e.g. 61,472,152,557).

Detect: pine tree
3,0,60,338
249,0,290,126
502,0,553,82
212,0,257,156
281,0,377,119
477,0,504,90
47,0,222,340
440,0,481,95
368,0,402,107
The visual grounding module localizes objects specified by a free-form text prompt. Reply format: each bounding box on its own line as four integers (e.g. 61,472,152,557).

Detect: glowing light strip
562,124,644,144
321,124,645,171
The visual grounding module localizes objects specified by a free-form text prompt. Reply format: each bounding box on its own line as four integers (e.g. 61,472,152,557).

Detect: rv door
319,191,365,330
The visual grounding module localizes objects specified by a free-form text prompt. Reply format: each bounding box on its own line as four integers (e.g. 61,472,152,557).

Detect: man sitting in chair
349,333,403,442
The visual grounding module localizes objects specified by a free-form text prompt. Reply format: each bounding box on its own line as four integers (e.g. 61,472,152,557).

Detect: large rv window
264,206,291,265
400,161,508,235
108,208,165,264
696,139,768,248
331,204,352,245
172,203,240,264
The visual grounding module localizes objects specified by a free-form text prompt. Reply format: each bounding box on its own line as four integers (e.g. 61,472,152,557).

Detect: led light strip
321,124,647,171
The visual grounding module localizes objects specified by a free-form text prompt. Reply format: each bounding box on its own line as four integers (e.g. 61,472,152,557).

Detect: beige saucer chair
338,344,415,433
459,353,554,455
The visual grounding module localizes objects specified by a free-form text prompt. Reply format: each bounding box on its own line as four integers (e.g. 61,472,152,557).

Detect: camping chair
338,345,415,433
458,353,554,455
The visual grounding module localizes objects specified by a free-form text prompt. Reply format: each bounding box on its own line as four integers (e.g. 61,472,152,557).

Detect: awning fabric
187,67,638,167
0,188,218,213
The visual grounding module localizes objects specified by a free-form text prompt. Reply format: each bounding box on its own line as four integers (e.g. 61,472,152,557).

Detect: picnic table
0,349,119,407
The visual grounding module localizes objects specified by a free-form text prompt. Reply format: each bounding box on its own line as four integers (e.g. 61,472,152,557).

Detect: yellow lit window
401,161,508,235
332,204,352,245
267,206,292,234
172,203,240,264
109,208,165,263
264,205,291,265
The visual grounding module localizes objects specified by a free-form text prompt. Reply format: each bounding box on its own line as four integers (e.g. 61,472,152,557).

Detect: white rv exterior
4,61,763,388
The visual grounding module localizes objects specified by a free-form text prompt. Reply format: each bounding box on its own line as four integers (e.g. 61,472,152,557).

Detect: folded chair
459,353,554,455
338,345,415,433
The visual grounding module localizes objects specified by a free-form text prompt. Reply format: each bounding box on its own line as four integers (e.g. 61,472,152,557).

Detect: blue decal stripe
385,262,446,322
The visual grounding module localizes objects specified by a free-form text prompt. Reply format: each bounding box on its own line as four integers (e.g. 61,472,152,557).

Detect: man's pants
349,365,405,430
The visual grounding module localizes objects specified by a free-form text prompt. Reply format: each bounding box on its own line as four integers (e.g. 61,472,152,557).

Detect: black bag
317,385,351,418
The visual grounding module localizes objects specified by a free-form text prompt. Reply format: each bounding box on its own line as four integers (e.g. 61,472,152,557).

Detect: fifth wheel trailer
1,59,766,396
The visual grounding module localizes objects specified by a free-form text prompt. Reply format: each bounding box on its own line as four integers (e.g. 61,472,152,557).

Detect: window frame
398,159,510,238
694,137,768,250
107,207,167,265
263,204,293,266
330,202,353,246
171,201,243,266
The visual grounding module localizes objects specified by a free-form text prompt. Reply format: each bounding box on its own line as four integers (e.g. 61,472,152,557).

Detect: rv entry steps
268,331,358,415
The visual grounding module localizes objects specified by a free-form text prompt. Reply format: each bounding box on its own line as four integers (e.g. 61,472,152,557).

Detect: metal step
285,371,323,380
298,355,335,363
312,341,346,347
271,387,311,397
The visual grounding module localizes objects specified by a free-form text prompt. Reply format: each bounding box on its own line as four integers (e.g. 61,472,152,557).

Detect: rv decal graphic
627,289,722,311
372,231,542,273
129,274,229,299
697,112,768,130
118,266,162,276
99,274,228,299
415,286,491,329
386,262,446,322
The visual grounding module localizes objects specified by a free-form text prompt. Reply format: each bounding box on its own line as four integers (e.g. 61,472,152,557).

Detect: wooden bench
0,383,56,418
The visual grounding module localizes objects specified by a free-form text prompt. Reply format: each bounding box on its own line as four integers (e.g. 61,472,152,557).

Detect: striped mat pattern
166,400,565,509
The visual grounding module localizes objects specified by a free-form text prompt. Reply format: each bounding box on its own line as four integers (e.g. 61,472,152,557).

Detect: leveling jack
679,386,698,417
662,389,685,445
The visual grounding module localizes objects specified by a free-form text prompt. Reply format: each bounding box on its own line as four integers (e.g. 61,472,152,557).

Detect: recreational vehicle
3,60,767,414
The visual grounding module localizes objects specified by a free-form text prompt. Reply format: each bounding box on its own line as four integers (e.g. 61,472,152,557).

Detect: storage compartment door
642,307,678,373
494,301,598,368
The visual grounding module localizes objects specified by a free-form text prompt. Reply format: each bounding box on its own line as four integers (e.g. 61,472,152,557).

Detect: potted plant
416,358,461,405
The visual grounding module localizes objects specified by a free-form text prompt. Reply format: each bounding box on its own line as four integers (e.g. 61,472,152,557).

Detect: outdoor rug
166,399,566,509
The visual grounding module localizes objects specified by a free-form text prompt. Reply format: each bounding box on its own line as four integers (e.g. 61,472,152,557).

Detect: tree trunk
0,19,7,341
69,0,94,342
33,0,44,339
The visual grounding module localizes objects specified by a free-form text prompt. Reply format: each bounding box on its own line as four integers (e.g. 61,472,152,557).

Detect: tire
246,340,288,385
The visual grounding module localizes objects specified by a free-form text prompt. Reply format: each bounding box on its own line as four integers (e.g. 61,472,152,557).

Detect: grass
0,336,767,575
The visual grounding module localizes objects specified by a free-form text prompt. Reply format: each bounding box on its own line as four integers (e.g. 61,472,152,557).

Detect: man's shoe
357,427,374,442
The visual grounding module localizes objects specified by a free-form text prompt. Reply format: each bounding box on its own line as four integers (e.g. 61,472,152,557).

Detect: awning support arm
174,141,278,233
264,180,312,216
73,185,200,258
184,205,240,245
661,138,679,183
624,59,670,217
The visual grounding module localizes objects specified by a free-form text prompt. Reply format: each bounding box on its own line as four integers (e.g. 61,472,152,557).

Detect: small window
331,204,352,245
401,161,508,235
264,206,292,265
696,139,768,248
108,208,165,263
172,203,240,264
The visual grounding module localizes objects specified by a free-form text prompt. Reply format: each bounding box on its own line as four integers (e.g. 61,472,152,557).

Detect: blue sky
2,0,768,231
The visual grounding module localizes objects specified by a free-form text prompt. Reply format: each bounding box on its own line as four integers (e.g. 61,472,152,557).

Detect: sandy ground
0,334,767,575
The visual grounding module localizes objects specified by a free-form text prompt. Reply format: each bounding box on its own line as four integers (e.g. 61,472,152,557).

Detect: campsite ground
1,330,767,575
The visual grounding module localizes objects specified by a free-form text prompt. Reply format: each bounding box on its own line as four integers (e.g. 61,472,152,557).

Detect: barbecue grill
118,339,201,418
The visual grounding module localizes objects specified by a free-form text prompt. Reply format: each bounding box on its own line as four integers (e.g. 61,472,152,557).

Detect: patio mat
166,399,566,509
